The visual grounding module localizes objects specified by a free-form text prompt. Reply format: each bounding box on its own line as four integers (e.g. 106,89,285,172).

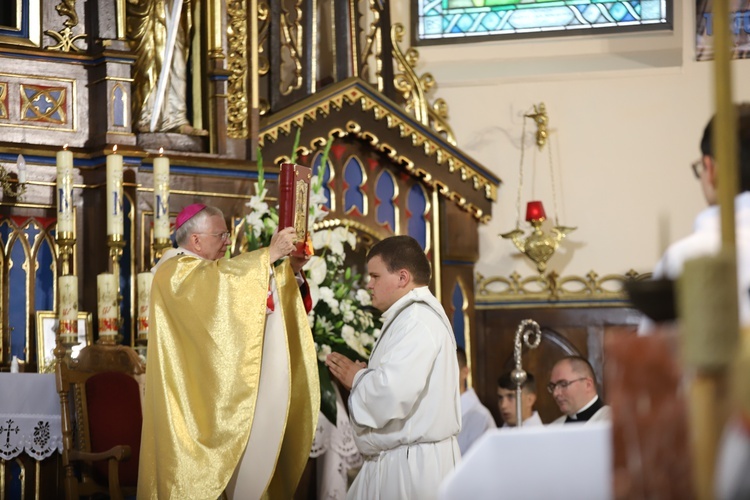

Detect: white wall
391,2,750,280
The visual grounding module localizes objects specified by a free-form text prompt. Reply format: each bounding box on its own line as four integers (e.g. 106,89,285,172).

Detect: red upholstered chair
55,344,146,500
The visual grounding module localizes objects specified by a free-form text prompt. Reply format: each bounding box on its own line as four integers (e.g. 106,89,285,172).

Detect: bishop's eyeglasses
547,377,587,394
199,231,230,241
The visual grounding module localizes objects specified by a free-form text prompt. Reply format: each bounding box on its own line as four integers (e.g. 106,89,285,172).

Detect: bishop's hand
269,227,297,262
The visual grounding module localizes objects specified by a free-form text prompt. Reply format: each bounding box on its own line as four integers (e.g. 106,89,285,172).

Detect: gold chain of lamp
500,103,576,274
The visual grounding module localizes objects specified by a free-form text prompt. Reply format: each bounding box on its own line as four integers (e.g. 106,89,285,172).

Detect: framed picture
35,311,93,373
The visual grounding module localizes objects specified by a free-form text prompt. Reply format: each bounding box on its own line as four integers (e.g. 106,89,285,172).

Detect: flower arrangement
245,134,381,423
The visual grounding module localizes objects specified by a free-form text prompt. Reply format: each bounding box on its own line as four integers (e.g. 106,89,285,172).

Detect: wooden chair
55,343,146,500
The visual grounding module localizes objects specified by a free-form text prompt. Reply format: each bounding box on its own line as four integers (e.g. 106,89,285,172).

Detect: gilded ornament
44,0,86,52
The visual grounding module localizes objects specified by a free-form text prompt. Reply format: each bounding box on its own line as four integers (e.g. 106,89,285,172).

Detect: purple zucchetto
174,203,206,231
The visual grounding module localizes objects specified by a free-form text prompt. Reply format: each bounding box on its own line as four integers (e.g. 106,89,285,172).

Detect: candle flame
113,145,118,154
159,147,164,156
63,144,68,151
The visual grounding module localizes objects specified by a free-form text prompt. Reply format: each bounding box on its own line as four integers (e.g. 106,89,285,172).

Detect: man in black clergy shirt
548,356,611,424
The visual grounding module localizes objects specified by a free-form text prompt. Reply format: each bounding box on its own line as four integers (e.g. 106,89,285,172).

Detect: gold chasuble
137,250,319,499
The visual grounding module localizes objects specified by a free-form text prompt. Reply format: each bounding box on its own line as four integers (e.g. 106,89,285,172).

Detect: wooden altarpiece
0,1,498,497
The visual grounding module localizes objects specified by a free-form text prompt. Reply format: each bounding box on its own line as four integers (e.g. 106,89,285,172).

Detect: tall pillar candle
97,273,118,337
56,147,74,234
106,148,124,237
58,275,78,341
137,272,153,338
153,152,170,239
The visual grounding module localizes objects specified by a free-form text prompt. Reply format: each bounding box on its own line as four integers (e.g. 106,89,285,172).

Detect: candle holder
57,231,76,276
54,321,80,367
105,235,126,345
153,237,171,261
97,307,120,346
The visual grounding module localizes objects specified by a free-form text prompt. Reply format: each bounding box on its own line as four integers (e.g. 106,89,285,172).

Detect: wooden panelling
475,306,642,424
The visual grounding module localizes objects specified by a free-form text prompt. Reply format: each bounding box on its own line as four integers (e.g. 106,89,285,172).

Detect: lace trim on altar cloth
0,414,63,460
309,387,363,499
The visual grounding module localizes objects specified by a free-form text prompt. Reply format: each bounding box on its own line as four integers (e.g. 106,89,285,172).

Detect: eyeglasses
198,231,230,241
546,377,587,394
691,159,703,179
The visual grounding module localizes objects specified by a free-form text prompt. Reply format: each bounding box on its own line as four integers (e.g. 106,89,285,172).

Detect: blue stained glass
415,0,670,42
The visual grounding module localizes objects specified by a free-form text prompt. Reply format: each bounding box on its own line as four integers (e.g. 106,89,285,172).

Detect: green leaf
318,361,337,424
314,136,333,192
345,267,351,280
290,127,301,164
256,146,265,195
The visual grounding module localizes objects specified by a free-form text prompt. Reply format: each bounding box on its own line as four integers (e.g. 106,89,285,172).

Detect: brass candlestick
57,231,76,276
102,235,126,345
153,237,171,262
55,231,78,363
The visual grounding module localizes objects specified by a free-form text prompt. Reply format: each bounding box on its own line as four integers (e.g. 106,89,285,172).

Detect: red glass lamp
525,201,546,222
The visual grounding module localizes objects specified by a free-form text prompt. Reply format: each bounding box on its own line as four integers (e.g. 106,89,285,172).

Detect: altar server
326,235,461,499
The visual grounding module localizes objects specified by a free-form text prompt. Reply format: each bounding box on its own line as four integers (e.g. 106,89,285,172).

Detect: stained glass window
415,0,672,44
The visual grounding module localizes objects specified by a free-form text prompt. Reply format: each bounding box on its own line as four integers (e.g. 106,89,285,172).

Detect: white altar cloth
0,373,62,460
439,422,612,500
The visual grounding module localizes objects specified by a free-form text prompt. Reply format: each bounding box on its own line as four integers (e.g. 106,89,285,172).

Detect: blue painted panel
8,235,28,360
452,282,466,349
0,0,30,39
35,237,55,311
343,157,365,215
407,184,427,250
120,196,133,346
375,171,396,232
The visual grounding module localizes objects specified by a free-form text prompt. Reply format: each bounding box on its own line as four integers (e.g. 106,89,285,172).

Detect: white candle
56,146,74,234
59,275,78,321
106,147,124,237
153,149,170,240
97,273,118,335
58,275,78,341
137,272,153,337
16,154,27,184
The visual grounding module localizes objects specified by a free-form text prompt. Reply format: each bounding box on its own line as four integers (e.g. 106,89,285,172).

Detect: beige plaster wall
391,2,750,281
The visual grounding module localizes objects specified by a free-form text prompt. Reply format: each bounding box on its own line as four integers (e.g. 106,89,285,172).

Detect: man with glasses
644,104,750,498
647,103,750,328
139,203,318,499
548,356,610,424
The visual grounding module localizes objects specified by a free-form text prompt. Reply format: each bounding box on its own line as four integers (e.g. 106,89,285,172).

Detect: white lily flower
356,288,371,306
306,256,328,285
308,281,320,310
340,301,355,322
317,344,332,362
360,333,374,348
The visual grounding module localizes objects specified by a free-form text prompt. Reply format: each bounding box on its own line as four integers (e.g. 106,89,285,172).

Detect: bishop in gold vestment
137,247,319,499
